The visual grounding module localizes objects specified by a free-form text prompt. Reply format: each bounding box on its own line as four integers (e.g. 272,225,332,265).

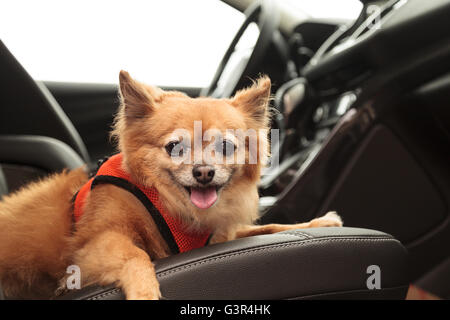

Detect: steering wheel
201,0,279,98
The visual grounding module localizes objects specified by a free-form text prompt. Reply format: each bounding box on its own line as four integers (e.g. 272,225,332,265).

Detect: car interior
0,0,449,300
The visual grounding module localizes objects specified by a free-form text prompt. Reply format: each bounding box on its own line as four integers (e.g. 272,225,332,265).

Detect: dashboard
302,0,450,94
260,0,450,216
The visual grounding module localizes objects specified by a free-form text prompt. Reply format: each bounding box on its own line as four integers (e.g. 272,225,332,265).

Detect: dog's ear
119,70,158,120
231,76,271,128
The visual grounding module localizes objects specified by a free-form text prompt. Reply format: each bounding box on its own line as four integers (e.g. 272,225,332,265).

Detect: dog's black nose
193,166,215,184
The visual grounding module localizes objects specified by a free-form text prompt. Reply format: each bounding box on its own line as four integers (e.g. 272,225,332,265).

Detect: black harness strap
91,175,180,255
205,233,213,246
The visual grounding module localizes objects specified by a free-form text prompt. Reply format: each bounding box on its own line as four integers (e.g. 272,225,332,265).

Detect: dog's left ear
231,76,271,128
119,70,160,121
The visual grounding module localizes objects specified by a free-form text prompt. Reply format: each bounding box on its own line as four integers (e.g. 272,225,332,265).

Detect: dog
0,71,342,299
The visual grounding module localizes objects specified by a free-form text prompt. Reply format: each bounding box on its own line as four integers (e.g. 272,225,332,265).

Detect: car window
285,0,362,20
0,0,244,87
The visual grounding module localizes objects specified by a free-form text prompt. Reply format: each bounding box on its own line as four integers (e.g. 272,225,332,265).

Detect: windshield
0,0,244,87
285,0,363,20
0,0,363,86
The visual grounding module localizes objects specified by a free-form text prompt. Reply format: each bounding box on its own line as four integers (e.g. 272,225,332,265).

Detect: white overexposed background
0,0,361,87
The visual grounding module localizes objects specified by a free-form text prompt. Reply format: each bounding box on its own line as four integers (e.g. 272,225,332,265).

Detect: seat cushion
58,227,409,300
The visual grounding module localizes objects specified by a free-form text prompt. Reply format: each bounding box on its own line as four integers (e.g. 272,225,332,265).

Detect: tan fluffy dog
0,71,342,299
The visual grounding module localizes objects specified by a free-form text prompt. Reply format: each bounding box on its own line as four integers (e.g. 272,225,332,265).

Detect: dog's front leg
233,212,343,239
72,230,161,300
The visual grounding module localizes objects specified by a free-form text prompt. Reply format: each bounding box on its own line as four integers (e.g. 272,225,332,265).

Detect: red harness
73,153,211,254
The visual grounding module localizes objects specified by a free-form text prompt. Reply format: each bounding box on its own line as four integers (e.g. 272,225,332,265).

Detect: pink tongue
190,187,218,209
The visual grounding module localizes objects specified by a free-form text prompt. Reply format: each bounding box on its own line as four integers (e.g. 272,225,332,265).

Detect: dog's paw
309,211,343,228
127,292,161,300
54,274,72,297
54,284,69,297
126,287,162,300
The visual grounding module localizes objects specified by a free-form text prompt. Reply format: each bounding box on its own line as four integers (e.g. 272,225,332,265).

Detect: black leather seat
0,40,89,163
60,227,408,300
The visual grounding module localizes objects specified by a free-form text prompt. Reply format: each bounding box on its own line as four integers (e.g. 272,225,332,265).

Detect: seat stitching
88,288,122,300
279,230,314,238
83,237,400,299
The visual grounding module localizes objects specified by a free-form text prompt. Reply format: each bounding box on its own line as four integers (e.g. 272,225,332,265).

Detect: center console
258,0,450,283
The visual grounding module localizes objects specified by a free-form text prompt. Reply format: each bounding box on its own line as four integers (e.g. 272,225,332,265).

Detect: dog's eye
222,140,236,157
165,141,183,157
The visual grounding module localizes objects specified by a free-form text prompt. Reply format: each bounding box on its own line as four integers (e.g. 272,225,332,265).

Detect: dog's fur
0,71,342,299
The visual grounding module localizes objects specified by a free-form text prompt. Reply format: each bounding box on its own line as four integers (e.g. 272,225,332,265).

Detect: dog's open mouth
184,186,220,210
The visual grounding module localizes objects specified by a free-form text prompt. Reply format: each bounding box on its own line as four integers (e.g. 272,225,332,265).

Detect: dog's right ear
119,70,156,121
231,76,271,129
